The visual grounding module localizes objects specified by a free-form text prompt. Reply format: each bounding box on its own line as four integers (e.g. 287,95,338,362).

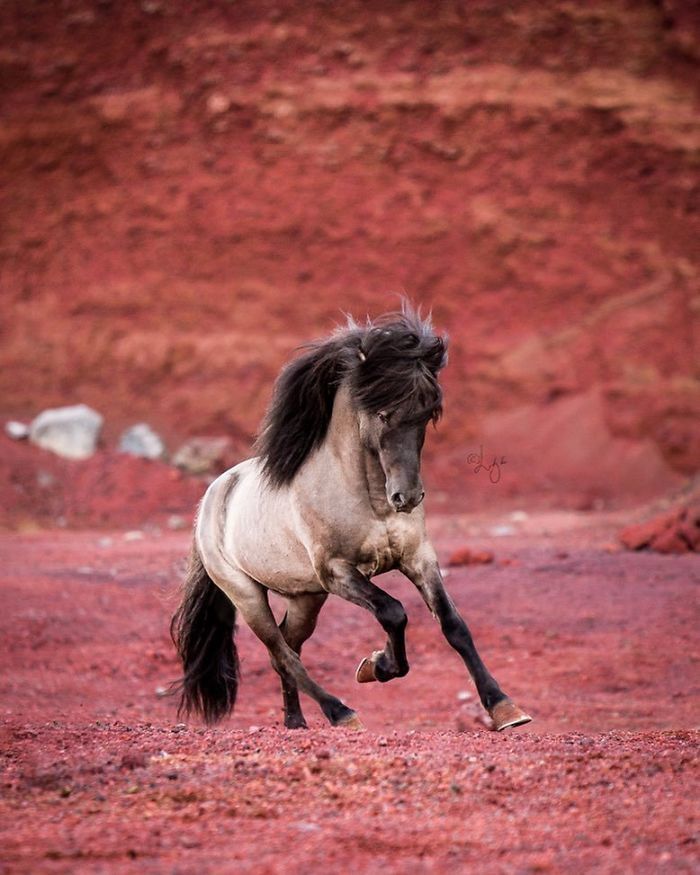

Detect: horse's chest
356,518,414,577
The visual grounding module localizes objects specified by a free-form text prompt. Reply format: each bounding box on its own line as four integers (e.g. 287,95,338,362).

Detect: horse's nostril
391,492,405,507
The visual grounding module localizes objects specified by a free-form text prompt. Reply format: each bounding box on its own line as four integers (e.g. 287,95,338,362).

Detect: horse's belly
239,544,321,595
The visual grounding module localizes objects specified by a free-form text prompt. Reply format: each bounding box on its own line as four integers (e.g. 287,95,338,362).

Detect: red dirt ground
2,515,698,873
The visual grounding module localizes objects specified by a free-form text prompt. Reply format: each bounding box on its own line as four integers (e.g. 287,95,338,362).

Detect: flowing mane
255,305,448,487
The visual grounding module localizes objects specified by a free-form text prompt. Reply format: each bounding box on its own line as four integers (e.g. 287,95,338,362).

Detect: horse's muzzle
390,490,425,513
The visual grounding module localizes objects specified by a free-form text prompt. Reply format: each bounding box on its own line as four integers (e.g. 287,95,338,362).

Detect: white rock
29,404,103,460
5,420,29,440
119,423,166,460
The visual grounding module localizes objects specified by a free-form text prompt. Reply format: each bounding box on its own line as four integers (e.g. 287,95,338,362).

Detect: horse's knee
378,597,407,633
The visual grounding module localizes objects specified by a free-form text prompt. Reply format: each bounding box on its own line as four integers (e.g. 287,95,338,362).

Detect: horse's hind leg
218,573,359,728
277,593,327,729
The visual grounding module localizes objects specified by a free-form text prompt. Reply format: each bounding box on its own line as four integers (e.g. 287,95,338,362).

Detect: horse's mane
255,303,448,487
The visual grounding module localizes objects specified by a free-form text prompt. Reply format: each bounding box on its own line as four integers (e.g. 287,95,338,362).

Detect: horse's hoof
336,712,364,731
355,651,382,684
489,698,532,732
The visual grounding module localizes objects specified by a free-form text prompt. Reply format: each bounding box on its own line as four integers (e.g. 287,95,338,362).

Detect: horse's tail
170,543,239,724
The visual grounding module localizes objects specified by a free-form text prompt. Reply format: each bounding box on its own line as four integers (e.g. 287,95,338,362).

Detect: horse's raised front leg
319,559,409,683
402,548,532,731
277,592,327,729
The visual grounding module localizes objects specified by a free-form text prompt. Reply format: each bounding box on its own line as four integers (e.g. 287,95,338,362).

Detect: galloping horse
171,306,531,732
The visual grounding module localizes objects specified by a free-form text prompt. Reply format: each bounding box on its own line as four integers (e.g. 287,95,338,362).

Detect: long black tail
170,544,239,724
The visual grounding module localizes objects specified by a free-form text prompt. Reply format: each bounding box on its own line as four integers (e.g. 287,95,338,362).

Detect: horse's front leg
319,559,409,683
402,547,532,731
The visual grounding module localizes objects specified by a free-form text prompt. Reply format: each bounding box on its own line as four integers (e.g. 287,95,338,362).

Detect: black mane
255,305,448,487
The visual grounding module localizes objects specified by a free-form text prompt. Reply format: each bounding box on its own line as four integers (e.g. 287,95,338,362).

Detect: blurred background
1,0,698,527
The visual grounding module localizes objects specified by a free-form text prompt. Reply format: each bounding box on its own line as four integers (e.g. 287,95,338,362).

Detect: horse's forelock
350,314,447,422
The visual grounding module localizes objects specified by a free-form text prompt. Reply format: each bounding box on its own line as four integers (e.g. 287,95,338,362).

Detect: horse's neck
326,386,389,517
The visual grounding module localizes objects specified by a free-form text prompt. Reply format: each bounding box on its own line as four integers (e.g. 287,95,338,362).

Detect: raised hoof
489,699,532,732
355,651,383,684
336,712,364,731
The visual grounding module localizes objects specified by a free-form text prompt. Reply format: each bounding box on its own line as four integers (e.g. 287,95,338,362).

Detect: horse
171,306,531,732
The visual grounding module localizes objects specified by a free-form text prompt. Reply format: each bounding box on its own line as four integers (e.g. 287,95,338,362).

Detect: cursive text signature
467,445,507,484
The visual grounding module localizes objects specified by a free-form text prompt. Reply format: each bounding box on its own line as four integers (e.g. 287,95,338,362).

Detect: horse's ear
255,341,345,486
426,334,448,373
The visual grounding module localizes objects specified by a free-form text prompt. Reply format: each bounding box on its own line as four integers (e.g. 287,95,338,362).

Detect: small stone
207,93,230,115
296,822,321,833
447,547,495,566
29,404,103,460
119,423,166,460
489,525,515,537
172,436,236,475
166,514,186,530
36,470,55,489
154,686,168,698
5,420,29,440
123,530,144,541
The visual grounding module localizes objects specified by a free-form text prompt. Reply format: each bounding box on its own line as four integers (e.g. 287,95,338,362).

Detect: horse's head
352,311,447,513
360,406,430,512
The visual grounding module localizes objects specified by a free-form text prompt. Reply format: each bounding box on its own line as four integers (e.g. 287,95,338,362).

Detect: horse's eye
378,412,389,424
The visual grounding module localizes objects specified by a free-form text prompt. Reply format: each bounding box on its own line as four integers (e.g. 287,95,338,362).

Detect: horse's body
172,308,531,731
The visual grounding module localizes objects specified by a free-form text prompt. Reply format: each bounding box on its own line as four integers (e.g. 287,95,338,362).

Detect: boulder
618,508,684,550
29,404,103,460
172,436,236,476
649,527,689,555
119,423,166,460
619,503,700,554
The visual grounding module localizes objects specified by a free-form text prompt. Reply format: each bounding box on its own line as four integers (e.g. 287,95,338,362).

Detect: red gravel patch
1,522,698,872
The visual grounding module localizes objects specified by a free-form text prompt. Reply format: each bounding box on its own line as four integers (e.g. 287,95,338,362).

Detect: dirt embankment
2,1,699,512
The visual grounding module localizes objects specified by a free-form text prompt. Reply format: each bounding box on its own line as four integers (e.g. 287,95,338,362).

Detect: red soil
0,440,203,531
1,518,698,872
